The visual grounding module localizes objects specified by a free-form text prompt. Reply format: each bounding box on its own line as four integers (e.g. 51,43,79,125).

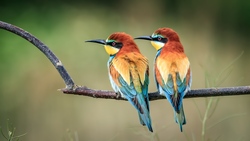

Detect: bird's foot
116,92,122,99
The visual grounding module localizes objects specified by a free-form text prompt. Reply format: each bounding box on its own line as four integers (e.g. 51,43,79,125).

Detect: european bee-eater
85,32,153,132
135,27,191,132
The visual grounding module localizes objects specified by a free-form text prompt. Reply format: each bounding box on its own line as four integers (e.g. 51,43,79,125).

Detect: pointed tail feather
127,93,153,132
137,94,153,132
174,104,186,132
136,95,153,132
138,111,153,132
138,113,145,126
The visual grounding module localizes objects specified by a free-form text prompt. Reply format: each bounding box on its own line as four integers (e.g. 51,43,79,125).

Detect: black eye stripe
152,37,167,43
106,41,123,49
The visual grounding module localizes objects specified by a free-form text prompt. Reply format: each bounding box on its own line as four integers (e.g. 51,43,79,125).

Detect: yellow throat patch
104,45,119,55
150,41,164,51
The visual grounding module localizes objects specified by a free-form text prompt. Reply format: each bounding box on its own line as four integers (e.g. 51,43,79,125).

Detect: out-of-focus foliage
0,0,250,140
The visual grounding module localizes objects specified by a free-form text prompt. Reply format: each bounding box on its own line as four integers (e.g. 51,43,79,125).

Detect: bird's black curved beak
85,39,106,45
134,36,152,41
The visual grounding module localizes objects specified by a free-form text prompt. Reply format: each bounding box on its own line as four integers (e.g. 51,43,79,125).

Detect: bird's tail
174,104,186,132
138,110,153,132
131,94,153,132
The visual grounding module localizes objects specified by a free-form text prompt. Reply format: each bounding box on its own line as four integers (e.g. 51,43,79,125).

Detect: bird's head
134,27,180,51
86,32,139,56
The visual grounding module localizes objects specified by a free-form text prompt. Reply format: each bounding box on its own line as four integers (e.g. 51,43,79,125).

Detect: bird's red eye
158,37,162,41
112,42,116,46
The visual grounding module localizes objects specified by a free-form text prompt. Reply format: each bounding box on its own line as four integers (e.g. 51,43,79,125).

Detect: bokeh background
1,0,250,140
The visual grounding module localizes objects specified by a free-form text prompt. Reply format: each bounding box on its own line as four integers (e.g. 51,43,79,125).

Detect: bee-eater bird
85,32,153,132
134,27,191,132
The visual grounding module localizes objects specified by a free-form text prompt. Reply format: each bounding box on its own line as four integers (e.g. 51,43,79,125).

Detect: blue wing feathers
119,76,137,97
158,71,190,132
161,72,188,112
176,73,187,93
116,73,153,132
142,75,150,112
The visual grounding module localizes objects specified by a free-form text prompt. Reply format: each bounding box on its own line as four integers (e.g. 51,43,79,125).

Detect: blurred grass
198,51,246,141
0,119,26,141
0,1,250,141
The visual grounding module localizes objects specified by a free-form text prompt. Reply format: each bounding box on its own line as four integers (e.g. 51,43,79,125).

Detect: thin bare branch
62,86,250,101
1,20,250,101
0,21,74,90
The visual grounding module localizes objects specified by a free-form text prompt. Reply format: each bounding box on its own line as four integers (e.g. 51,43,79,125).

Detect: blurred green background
0,0,250,140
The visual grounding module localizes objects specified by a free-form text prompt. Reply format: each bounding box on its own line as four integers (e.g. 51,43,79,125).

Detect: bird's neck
163,41,184,53
118,45,141,54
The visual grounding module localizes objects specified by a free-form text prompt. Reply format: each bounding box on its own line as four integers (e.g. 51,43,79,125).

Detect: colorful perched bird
134,27,191,132
85,32,153,132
